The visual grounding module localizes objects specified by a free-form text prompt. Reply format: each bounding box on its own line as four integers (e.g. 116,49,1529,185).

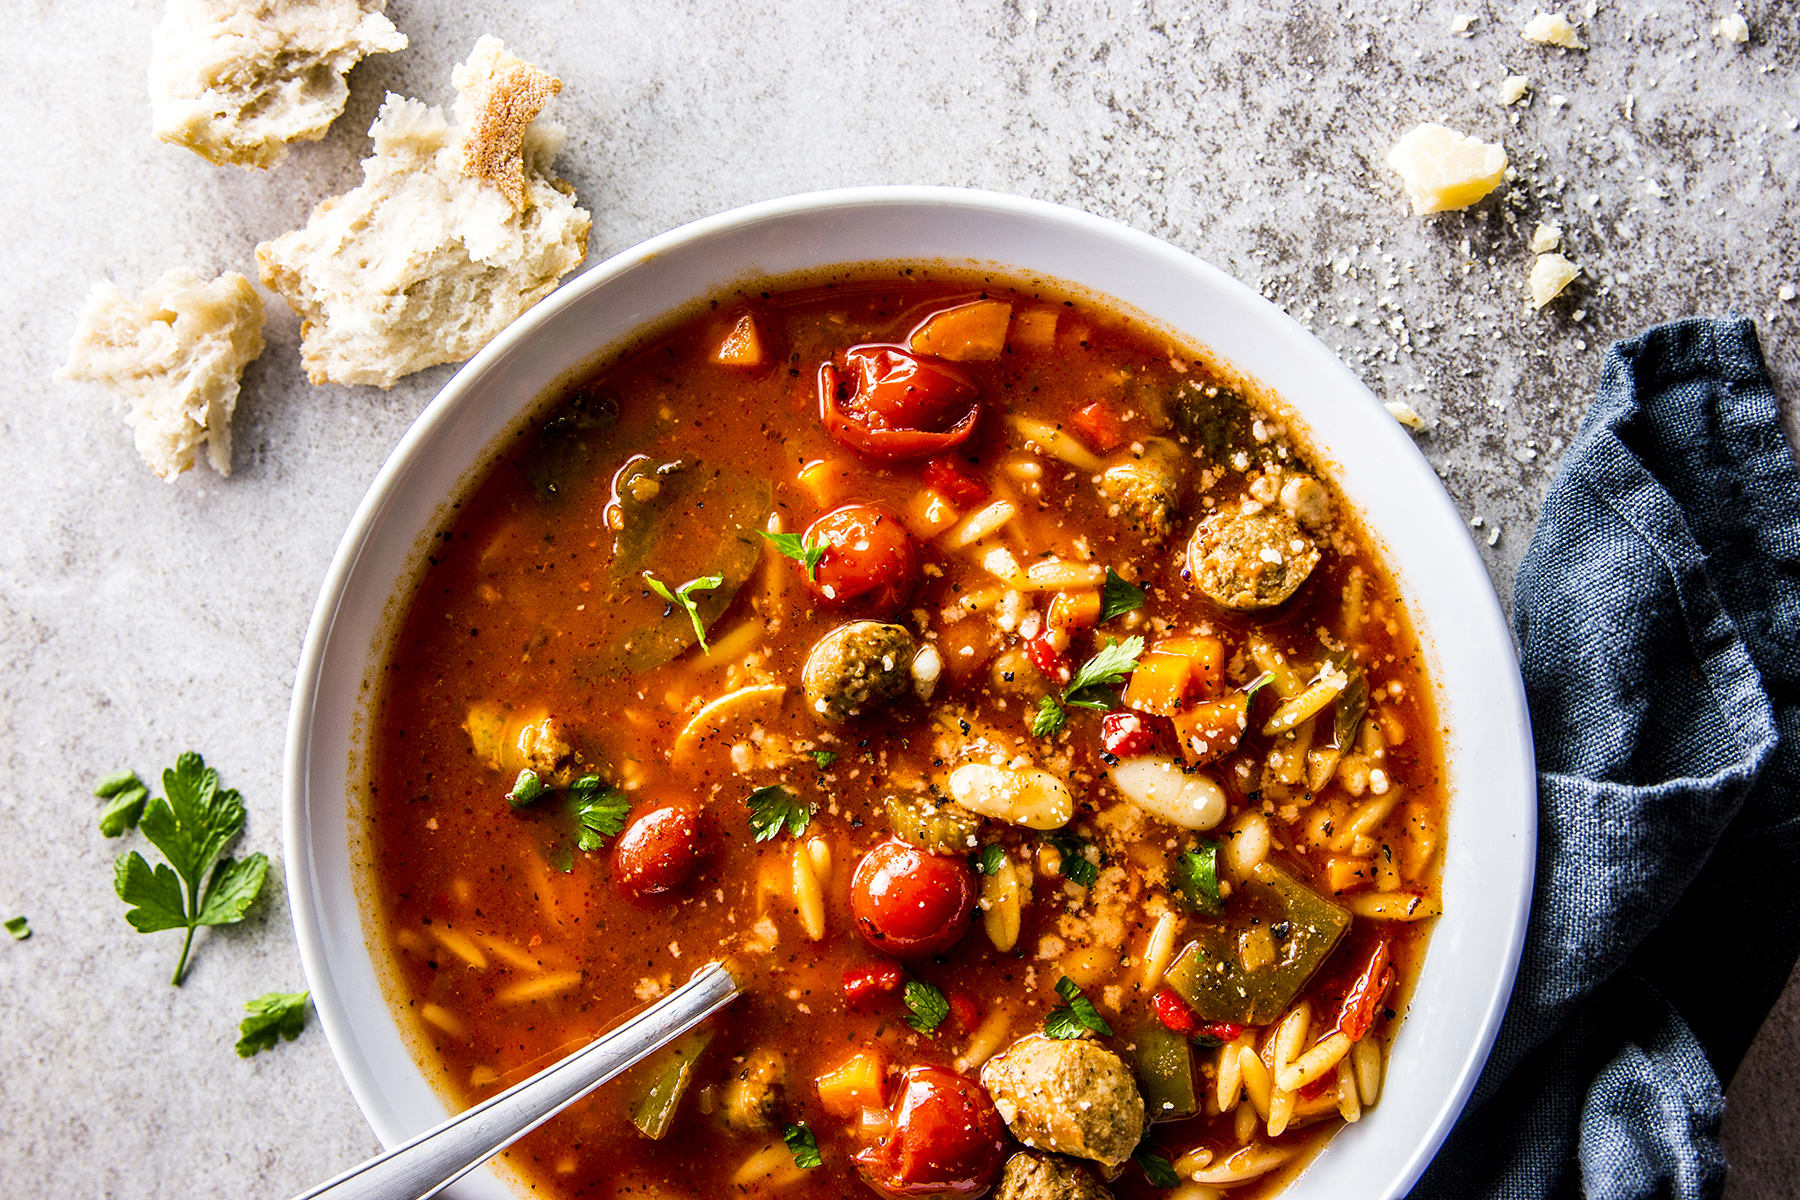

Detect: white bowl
285,186,1535,1200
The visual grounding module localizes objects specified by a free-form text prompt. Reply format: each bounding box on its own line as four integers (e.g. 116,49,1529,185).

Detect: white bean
1107,755,1227,830
946,763,1073,830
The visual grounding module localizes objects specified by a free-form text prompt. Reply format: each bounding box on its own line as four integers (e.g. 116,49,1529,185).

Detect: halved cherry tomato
820,346,981,461
844,962,907,1011
853,1066,1008,1200
613,803,708,899
921,457,991,507
1070,400,1127,453
947,990,981,1034
1025,632,1071,683
1336,938,1394,1041
805,503,919,612
850,839,976,958
1100,710,1155,758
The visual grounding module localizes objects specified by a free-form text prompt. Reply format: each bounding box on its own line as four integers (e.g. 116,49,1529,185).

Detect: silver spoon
289,961,739,1200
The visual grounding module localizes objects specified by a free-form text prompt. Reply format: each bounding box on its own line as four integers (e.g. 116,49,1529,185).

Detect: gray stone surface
1,1,1794,1197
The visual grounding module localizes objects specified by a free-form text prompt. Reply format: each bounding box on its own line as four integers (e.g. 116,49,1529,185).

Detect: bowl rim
284,184,1536,1199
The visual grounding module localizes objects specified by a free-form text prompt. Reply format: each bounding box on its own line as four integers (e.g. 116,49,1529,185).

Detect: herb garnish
236,990,310,1057
1046,832,1100,887
903,980,949,1034
5,916,29,940
781,1122,823,1169
975,844,1006,876
1031,636,1146,736
1045,976,1112,1039
570,776,631,850
1100,568,1147,622
113,752,268,986
809,749,838,769
747,785,812,842
95,769,150,838
1135,1147,1180,1188
760,531,829,583
506,768,546,808
1174,841,1224,915
642,571,725,653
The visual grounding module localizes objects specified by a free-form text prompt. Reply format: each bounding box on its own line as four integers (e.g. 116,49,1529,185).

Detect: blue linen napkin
1411,318,1800,1199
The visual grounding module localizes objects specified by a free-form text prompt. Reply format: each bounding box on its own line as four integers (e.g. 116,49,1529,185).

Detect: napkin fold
1412,318,1800,1199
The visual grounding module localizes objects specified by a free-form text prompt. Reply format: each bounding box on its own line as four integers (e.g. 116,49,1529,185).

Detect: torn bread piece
150,0,407,169
57,270,266,479
256,36,591,388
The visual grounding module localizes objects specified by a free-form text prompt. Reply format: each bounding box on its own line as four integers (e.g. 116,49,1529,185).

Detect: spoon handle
289,961,739,1200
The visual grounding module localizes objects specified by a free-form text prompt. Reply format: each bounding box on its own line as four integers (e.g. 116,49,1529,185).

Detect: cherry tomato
1101,710,1156,758
805,503,919,612
1152,986,1200,1036
1336,938,1394,1041
613,803,708,899
1069,399,1127,452
946,990,981,1034
843,961,907,1011
1025,632,1071,683
921,456,991,507
820,346,981,461
853,1066,1007,1200
850,839,976,958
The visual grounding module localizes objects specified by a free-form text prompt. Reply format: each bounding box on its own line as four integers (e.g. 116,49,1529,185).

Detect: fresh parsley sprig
1174,841,1225,915
1135,1146,1180,1188
974,844,1007,876
1031,636,1146,737
1044,975,1112,1039
642,571,725,652
1099,568,1147,622
903,980,949,1034
746,785,812,842
781,1122,823,1169
1046,832,1101,887
760,530,829,583
113,752,268,986
236,990,310,1057
570,776,631,851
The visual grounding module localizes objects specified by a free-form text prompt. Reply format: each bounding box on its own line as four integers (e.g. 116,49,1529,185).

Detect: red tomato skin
819,348,981,461
921,457,991,507
1336,938,1394,1041
805,504,919,612
1070,400,1128,452
850,839,976,958
1026,633,1072,683
1152,986,1200,1036
1101,710,1156,758
947,990,981,1034
853,1066,1008,1200
844,962,907,1011
612,804,707,899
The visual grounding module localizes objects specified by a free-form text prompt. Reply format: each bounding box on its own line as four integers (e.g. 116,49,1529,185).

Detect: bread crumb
1528,254,1580,308
1384,400,1429,433
1521,13,1586,50
1714,14,1750,44
1498,75,1531,105
1385,124,1509,214
1530,223,1563,253
256,37,591,388
150,0,406,169
57,270,265,479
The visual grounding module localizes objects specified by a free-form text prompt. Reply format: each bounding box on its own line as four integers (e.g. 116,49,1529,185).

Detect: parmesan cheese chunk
1521,13,1586,50
1385,124,1509,214
1530,223,1563,253
150,0,407,169
256,37,591,388
1714,14,1750,44
1384,400,1429,432
1498,75,1532,106
1528,253,1580,308
57,270,265,479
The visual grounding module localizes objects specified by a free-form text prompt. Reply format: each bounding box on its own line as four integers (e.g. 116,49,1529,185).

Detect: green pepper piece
629,1029,713,1139
1130,1023,1199,1122
1163,862,1352,1025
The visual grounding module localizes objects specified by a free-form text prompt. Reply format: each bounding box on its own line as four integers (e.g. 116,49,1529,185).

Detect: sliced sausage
979,1034,1145,1168
1096,437,1183,539
994,1151,1114,1200
802,621,917,722
1187,505,1320,611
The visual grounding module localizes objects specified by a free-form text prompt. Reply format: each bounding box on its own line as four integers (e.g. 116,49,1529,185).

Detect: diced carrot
909,300,1013,362
817,1047,890,1117
1069,401,1127,453
797,458,849,507
1171,694,1249,766
1122,650,1199,715
1155,635,1225,698
713,313,767,367
1008,307,1059,353
1047,591,1102,631
1324,855,1369,893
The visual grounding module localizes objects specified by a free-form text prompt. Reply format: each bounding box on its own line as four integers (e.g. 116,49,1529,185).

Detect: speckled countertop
2,2,1795,1197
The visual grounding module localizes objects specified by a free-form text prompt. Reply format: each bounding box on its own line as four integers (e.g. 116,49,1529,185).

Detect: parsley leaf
1100,568,1147,622
95,770,149,838
974,844,1006,876
781,1122,823,1169
1045,975,1113,1039
642,571,725,653
903,980,949,1034
809,749,838,769
760,531,829,583
1032,636,1145,737
747,785,812,842
1046,832,1100,887
1136,1147,1180,1188
506,768,546,808
5,916,29,940
1174,842,1224,915
236,990,310,1057
113,752,268,986
570,777,631,851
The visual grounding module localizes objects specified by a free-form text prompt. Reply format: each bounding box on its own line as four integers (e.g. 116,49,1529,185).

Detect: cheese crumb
1386,124,1509,214
1449,14,1477,35
1528,253,1580,308
1521,13,1587,49
1714,14,1750,44
1530,223,1563,253
1384,400,1430,432
1778,283,1797,303
1498,75,1531,105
